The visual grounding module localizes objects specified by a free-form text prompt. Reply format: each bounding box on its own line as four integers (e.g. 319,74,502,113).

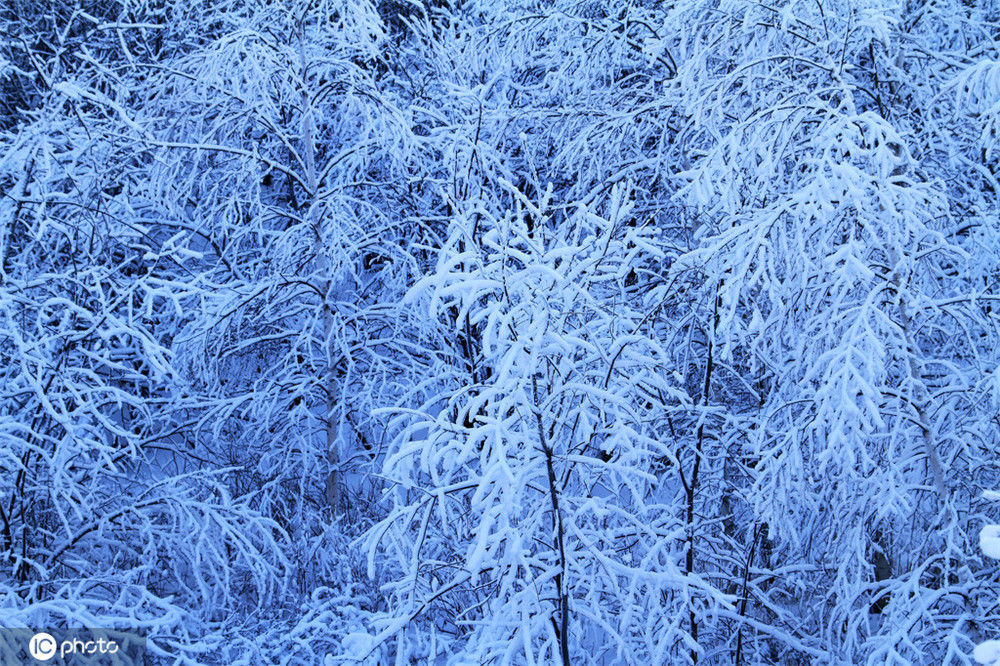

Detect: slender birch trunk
297,28,340,514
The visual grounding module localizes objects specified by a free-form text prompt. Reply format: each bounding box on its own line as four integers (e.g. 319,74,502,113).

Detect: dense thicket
2,0,1000,663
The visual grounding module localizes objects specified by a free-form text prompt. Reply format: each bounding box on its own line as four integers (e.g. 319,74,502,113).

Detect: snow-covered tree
0,69,287,661
665,0,1000,660
365,181,729,664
